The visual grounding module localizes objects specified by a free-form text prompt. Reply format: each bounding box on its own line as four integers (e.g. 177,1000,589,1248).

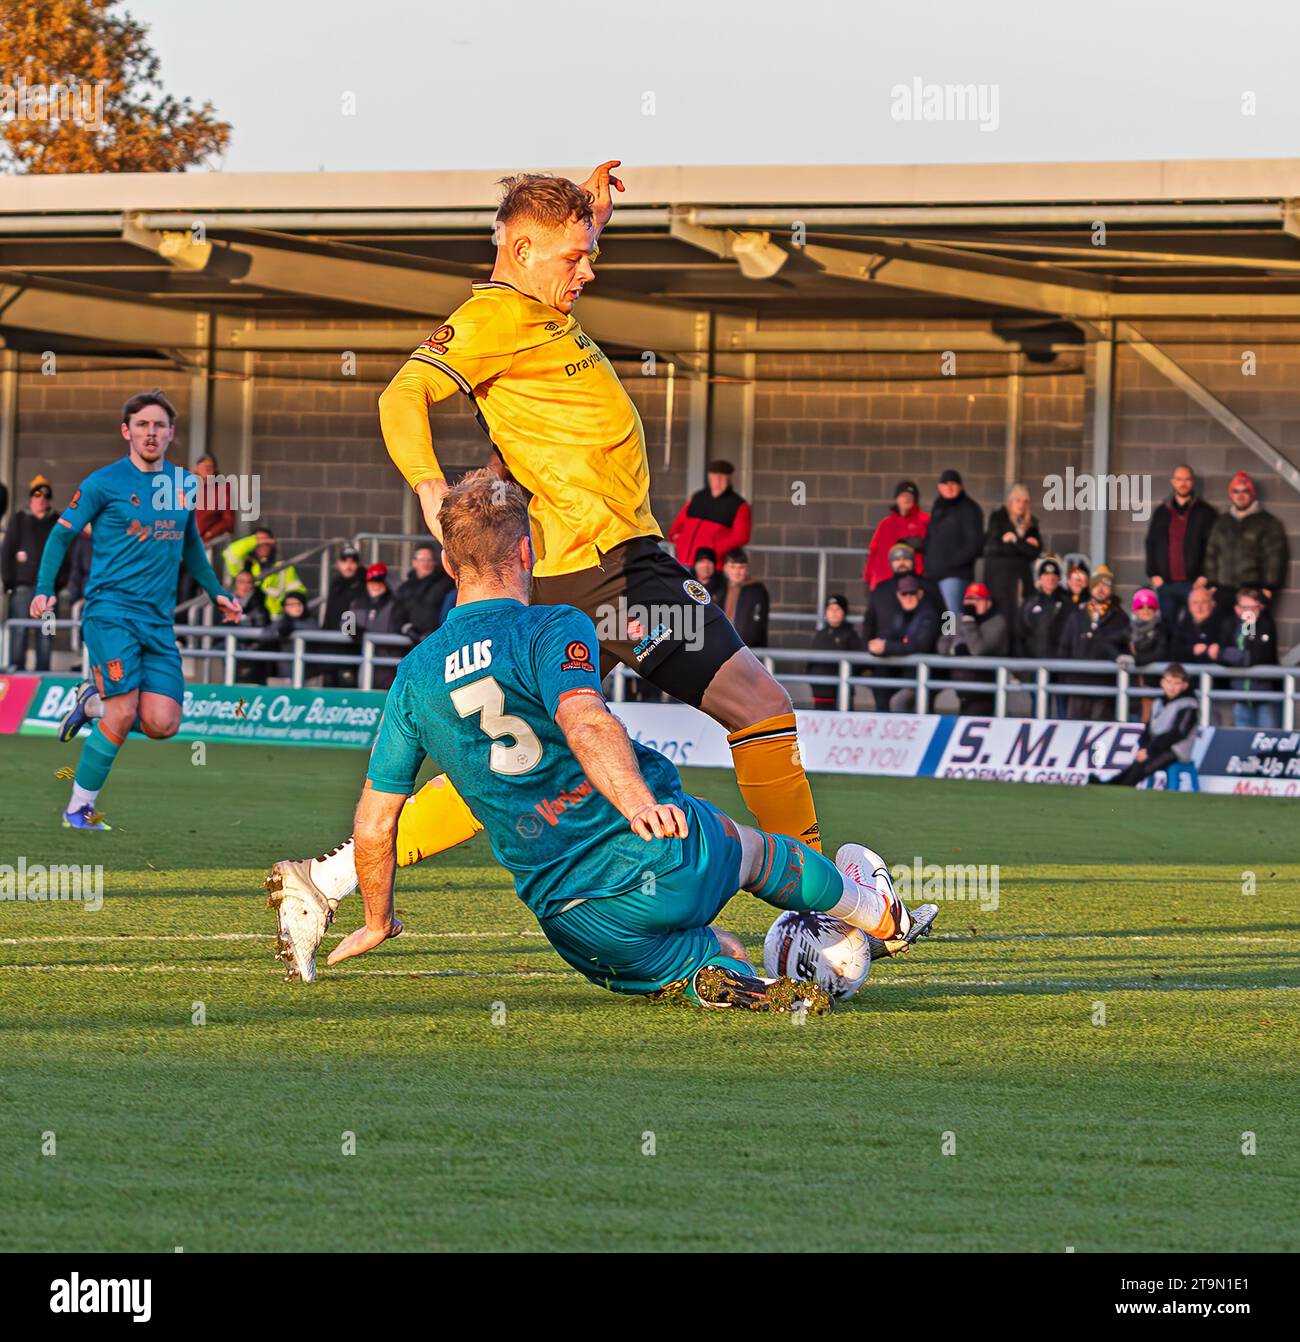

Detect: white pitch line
0,963,571,979
1,929,1294,953
0,963,1294,991
0,930,546,946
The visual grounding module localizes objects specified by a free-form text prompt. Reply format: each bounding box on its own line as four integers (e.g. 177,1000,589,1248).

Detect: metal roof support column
1089,323,1116,567
1004,351,1023,487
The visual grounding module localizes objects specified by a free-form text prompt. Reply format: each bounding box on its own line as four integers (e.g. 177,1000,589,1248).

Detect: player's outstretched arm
378,362,451,539
327,782,405,965
555,692,687,840
32,516,78,610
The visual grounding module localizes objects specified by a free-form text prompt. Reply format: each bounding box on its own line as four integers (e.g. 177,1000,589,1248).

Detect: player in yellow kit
264,163,826,981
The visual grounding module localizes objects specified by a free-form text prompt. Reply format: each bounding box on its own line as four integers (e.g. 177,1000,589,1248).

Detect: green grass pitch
1,735,1297,1252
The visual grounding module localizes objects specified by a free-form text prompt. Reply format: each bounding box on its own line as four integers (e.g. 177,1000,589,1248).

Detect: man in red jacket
864,480,930,590
668,459,752,569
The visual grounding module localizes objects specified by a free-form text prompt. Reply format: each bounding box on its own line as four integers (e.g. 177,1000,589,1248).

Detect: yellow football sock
726,712,821,852
396,774,483,868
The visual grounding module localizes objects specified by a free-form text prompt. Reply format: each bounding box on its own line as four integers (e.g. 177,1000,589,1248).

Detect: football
763,910,872,1001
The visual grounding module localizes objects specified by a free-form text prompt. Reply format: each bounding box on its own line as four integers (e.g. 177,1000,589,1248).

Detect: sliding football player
272,472,935,1000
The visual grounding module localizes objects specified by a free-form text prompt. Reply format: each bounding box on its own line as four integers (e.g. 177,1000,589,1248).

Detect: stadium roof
3,157,1300,363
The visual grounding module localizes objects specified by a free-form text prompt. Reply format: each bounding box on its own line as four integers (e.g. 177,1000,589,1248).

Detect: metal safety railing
610,648,1298,729
4,615,1296,729
350,533,863,630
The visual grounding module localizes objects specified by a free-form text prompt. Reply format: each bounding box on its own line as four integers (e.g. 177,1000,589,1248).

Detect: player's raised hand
27,593,56,620
416,478,450,543
630,802,688,841
579,160,624,229
215,595,242,623
327,917,404,966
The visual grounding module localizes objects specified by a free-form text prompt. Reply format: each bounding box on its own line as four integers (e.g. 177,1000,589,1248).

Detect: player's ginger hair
495,173,595,233
439,468,531,580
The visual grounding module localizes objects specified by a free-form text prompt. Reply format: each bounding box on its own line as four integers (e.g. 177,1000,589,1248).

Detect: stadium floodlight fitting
730,231,789,280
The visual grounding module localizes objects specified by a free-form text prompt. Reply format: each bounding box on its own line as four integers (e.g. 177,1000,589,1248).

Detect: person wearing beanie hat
1144,463,1217,628
926,469,985,614
667,460,751,570
806,591,862,710
933,579,1010,716
1058,560,1131,719
691,545,723,598
1118,587,1170,710
1200,469,1289,617
864,481,930,590
1019,554,1068,660
861,541,943,643
1,473,66,672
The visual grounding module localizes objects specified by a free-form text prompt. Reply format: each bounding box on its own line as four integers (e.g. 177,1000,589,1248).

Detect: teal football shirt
366,598,690,919
37,458,224,619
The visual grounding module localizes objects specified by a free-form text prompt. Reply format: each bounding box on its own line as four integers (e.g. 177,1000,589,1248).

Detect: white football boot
834,843,938,958
264,859,335,983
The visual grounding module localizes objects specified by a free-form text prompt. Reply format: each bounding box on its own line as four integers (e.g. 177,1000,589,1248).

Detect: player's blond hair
495,173,594,234
439,468,531,579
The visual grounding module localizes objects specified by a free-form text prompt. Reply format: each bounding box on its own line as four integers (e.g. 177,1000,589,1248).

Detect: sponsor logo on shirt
531,777,596,830
682,579,711,605
561,639,595,672
127,517,183,543
633,623,673,662
419,324,454,355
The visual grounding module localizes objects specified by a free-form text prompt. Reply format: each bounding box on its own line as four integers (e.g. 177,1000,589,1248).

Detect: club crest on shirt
107,659,124,682
683,579,712,605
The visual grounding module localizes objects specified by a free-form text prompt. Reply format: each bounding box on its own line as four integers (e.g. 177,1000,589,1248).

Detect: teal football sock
747,833,844,913
74,721,124,794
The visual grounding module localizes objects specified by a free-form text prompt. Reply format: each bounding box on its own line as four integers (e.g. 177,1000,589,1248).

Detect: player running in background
347,161,822,894
30,390,240,830
294,472,935,1008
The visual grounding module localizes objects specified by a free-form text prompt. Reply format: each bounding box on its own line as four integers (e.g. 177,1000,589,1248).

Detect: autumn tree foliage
0,0,231,172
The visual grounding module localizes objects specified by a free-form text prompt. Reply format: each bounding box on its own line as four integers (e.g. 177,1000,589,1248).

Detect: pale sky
132,0,1300,173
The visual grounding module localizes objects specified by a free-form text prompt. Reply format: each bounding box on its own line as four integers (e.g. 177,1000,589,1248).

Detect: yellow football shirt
378,280,662,578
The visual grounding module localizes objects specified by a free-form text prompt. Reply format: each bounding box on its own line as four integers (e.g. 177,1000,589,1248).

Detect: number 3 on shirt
449,676,542,775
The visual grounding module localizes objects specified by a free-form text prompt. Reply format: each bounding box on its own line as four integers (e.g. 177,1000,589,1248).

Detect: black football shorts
531,537,744,707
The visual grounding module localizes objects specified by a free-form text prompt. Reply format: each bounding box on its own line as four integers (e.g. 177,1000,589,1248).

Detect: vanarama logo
532,778,594,827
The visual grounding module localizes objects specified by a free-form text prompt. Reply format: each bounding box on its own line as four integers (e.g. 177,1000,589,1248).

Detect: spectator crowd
1,454,1294,730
